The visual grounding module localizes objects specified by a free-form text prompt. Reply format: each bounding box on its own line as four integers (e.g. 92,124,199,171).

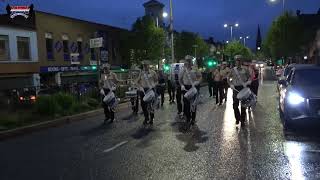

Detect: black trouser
102,88,115,121
168,80,175,101
176,85,183,114
140,88,155,121
215,81,224,104
156,85,165,105
131,91,139,113
208,81,214,97
222,79,229,100
183,85,200,122
233,86,246,123
250,80,259,97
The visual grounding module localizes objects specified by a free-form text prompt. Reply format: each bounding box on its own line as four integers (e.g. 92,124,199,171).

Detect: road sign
70,53,80,65
90,37,103,48
100,50,108,62
90,60,97,65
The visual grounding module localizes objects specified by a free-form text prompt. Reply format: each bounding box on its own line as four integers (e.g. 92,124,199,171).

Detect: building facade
0,5,128,90
0,6,40,90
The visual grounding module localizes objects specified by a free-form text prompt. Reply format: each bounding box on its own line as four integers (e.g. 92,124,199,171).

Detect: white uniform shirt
229,66,251,86
179,68,201,86
102,72,117,89
139,70,158,88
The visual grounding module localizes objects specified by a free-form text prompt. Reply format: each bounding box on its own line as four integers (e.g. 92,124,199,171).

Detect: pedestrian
167,70,176,103
228,55,252,127
220,61,231,102
135,60,158,125
179,55,202,126
207,69,214,97
157,69,166,106
249,61,260,99
213,64,224,105
100,63,124,124
173,61,184,118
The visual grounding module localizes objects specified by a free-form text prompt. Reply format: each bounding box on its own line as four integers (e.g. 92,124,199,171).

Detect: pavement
1,67,320,180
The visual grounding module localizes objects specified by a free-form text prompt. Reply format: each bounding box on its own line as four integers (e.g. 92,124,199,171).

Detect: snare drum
143,89,155,102
125,90,137,98
237,88,256,108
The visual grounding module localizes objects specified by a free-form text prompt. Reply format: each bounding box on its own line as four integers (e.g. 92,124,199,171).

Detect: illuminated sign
9,6,30,19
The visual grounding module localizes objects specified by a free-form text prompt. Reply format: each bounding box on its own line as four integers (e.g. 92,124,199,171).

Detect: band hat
222,62,227,65
234,55,243,60
102,63,111,68
141,60,151,65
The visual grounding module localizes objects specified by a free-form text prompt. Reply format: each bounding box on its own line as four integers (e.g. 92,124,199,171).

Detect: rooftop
143,0,165,8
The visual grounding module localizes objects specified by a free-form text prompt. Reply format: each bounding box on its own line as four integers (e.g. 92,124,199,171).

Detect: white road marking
103,141,128,153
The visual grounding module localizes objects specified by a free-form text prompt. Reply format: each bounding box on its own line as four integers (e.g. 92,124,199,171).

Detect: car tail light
30,96,36,100
19,97,24,101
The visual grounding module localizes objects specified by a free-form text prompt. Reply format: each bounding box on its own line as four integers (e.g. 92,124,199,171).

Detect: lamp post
269,0,285,12
239,36,249,46
169,0,175,63
224,23,239,40
156,12,168,28
193,44,198,60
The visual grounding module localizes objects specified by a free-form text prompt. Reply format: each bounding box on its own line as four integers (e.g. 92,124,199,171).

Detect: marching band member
100,63,124,124
228,55,251,127
179,55,202,127
135,60,158,125
213,64,223,105
220,61,231,101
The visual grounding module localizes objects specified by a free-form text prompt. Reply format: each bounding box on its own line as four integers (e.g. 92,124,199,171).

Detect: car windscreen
284,66,293,77
292,69,320,86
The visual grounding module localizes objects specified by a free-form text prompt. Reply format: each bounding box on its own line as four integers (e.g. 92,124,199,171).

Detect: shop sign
90,37,103,48
70,53,80,65
9,5,30,19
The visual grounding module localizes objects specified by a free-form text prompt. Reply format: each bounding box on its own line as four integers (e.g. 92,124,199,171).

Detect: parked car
18,88,37,104
278,64,320,130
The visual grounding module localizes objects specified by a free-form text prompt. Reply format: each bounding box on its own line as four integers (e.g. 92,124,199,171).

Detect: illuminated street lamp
240,36,250,46
156,11,169,28
224,23,239,40
269,0,285,11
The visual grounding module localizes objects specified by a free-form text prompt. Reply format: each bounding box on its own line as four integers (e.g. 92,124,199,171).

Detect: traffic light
207,59,218,68
91,65,97,71
163,64,170,72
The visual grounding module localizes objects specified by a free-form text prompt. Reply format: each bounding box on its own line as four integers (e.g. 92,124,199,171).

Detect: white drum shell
143,89,155,102
184,87,198,100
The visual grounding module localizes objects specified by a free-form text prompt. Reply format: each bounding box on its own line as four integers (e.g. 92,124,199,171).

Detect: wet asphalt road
1,68,320,180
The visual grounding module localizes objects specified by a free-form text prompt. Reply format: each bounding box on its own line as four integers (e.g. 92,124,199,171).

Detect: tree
224,41,253,61
174,31,209,62
128,16,166,66
263,12,304,60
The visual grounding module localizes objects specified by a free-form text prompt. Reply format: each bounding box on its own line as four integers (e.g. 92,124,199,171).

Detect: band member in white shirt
220,62,231,101
179,55,202,126
228,55,252,127
135,60,158,125
100,63,123,124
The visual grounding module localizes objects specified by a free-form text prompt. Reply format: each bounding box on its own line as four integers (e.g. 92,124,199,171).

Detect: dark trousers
102,88,115,121
176,85,183,114
222,79,229,100
140,88,155,121
215,81,224,104
131,91,139,113
156,85,165,105
183,85,200,122
208,81,214,97
233,86,247,123
168,80,175,101
250,80,259,96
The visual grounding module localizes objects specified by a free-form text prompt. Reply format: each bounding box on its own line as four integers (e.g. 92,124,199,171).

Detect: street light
169,0,174,63
223,23,239,40
239,36,250,46
156,11,169,28
193,45,198,60
226,41,229,44
269,0,285,12
257,47,261,50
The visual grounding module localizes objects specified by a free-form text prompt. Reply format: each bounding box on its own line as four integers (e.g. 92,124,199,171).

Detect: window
77,41,83,60
17,36,30,60
0,35,9,61
62,35,70,60
45,33,53,60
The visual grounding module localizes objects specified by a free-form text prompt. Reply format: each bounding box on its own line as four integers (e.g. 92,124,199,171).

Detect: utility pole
169,0,174,63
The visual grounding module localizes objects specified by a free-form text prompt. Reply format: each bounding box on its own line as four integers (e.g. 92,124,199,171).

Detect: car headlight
288,92,305,105
260,64,264,68
256,64,259,67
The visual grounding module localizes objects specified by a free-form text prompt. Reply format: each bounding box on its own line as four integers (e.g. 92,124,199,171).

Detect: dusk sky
2,0,320,48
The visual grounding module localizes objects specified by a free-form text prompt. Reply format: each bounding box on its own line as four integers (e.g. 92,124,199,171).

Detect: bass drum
236,88,256,108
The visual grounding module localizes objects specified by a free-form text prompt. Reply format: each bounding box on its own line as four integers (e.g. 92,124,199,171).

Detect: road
1,67,320,180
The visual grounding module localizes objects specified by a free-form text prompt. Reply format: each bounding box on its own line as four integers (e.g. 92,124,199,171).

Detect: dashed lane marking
103,141,128,153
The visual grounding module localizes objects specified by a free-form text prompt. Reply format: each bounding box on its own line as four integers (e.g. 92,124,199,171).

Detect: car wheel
279,106,293,131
